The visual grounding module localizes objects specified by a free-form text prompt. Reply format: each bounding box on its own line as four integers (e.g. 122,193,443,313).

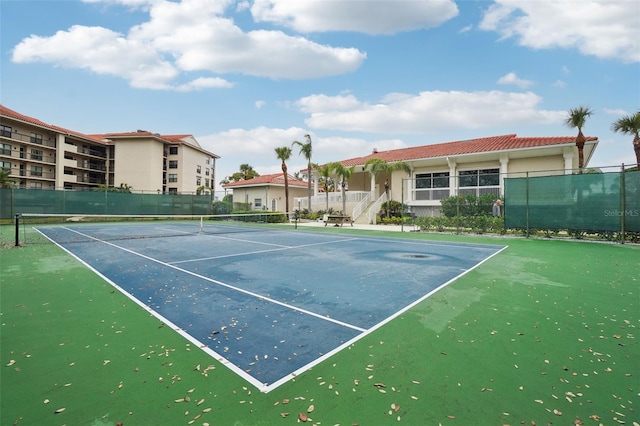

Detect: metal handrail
367,192,387,225
351,191,371,222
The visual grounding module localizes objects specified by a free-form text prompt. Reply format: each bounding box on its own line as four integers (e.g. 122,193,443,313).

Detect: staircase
352,193,386,225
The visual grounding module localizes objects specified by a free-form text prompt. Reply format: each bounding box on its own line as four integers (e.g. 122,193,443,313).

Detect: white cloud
250,0,458,35
604,108,629,117
12,0,366,90
497,72,534,88
480,0,640,63
552,80,566,89
255,100,266,109
297,90,565,133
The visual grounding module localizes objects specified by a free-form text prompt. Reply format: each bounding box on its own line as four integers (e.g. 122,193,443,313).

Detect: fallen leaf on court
553,409,562,416
307,404,314,412
6,359,16,366
298,412,308,422
373,383,386,388
54,408,65,414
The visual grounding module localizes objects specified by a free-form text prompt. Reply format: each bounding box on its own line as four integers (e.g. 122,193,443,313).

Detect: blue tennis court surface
36,223,506,392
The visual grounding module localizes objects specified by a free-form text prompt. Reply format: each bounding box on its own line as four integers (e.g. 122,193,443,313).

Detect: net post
620,163,625,244
14,213,20,247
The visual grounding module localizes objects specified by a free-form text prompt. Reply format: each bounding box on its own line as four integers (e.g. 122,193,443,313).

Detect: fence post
525,171,530,238
620,163,625,244
14,213,20,247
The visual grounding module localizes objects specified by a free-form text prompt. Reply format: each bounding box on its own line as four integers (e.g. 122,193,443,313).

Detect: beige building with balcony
0,105,219,194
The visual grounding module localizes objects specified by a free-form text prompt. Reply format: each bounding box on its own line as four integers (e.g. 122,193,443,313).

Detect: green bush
440,194,497,217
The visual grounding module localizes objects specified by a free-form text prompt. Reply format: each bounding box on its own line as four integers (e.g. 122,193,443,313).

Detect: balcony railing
1,130,57,148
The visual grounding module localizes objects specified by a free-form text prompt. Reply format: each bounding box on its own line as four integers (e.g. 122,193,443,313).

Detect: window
196,177,201,186
413,172,450,200
168,188,178,194
0,161,10,171
31,182,43,189
31,149,43,161
416,172,449,189
205,168,210,176
254,198,262,208
169,146,178,155
168,174,178,183
169,160,178,169
204,178,209,187
31,166,43,177
30,133,43,144
1,143,10,155
459,169,499,187
196,165,201,174
0,125,11,137
205,158,210,165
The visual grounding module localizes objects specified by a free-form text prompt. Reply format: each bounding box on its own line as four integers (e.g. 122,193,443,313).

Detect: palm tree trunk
576,131,586,173
634,135,640,166
307,161,312,212
282,163,289,215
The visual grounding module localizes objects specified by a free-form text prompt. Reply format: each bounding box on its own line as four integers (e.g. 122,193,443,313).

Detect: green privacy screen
505,170,639,233
0,189,213,218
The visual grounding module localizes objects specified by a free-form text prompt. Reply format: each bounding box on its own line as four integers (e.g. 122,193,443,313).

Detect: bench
324,214,353,227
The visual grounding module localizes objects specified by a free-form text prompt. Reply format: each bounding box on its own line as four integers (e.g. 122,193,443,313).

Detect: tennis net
15,212,289,245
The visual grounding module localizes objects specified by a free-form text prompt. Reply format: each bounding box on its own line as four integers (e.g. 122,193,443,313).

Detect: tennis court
33,219,505,391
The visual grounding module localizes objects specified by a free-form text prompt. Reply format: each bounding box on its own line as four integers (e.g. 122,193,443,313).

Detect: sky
1,0,639,195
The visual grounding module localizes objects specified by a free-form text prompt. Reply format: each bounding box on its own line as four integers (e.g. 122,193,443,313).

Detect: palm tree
274,146,292,216
229,164,259,182
315,163,333,212
329,162,355,215
292,134,313,212
611,111,640,166
364,158,411,217
565,106,594,172
0,169,16,189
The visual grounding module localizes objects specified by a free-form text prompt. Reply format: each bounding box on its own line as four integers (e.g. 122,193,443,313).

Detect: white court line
171,237,360,264
57,226,366,333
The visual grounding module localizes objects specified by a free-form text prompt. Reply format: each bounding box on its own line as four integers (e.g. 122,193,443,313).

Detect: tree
0,169,16,189
315,163,334,212
364,158,411,217
328,162,355,215
611,111,640,166
565,106,594,172
229,164,259,182
292,134,313,212
274,146,292,216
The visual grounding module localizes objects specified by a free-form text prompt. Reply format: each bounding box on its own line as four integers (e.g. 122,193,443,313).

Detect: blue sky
1,0,638,194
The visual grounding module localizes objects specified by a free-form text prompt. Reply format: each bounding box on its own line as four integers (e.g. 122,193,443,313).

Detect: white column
312,170,319,196
369,173,376,199
499,153,509,196
447,157,457,196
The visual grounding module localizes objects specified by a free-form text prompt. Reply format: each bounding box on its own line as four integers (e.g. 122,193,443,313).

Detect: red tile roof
337,134,597,167
0,104,104,143
223,173,309,188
